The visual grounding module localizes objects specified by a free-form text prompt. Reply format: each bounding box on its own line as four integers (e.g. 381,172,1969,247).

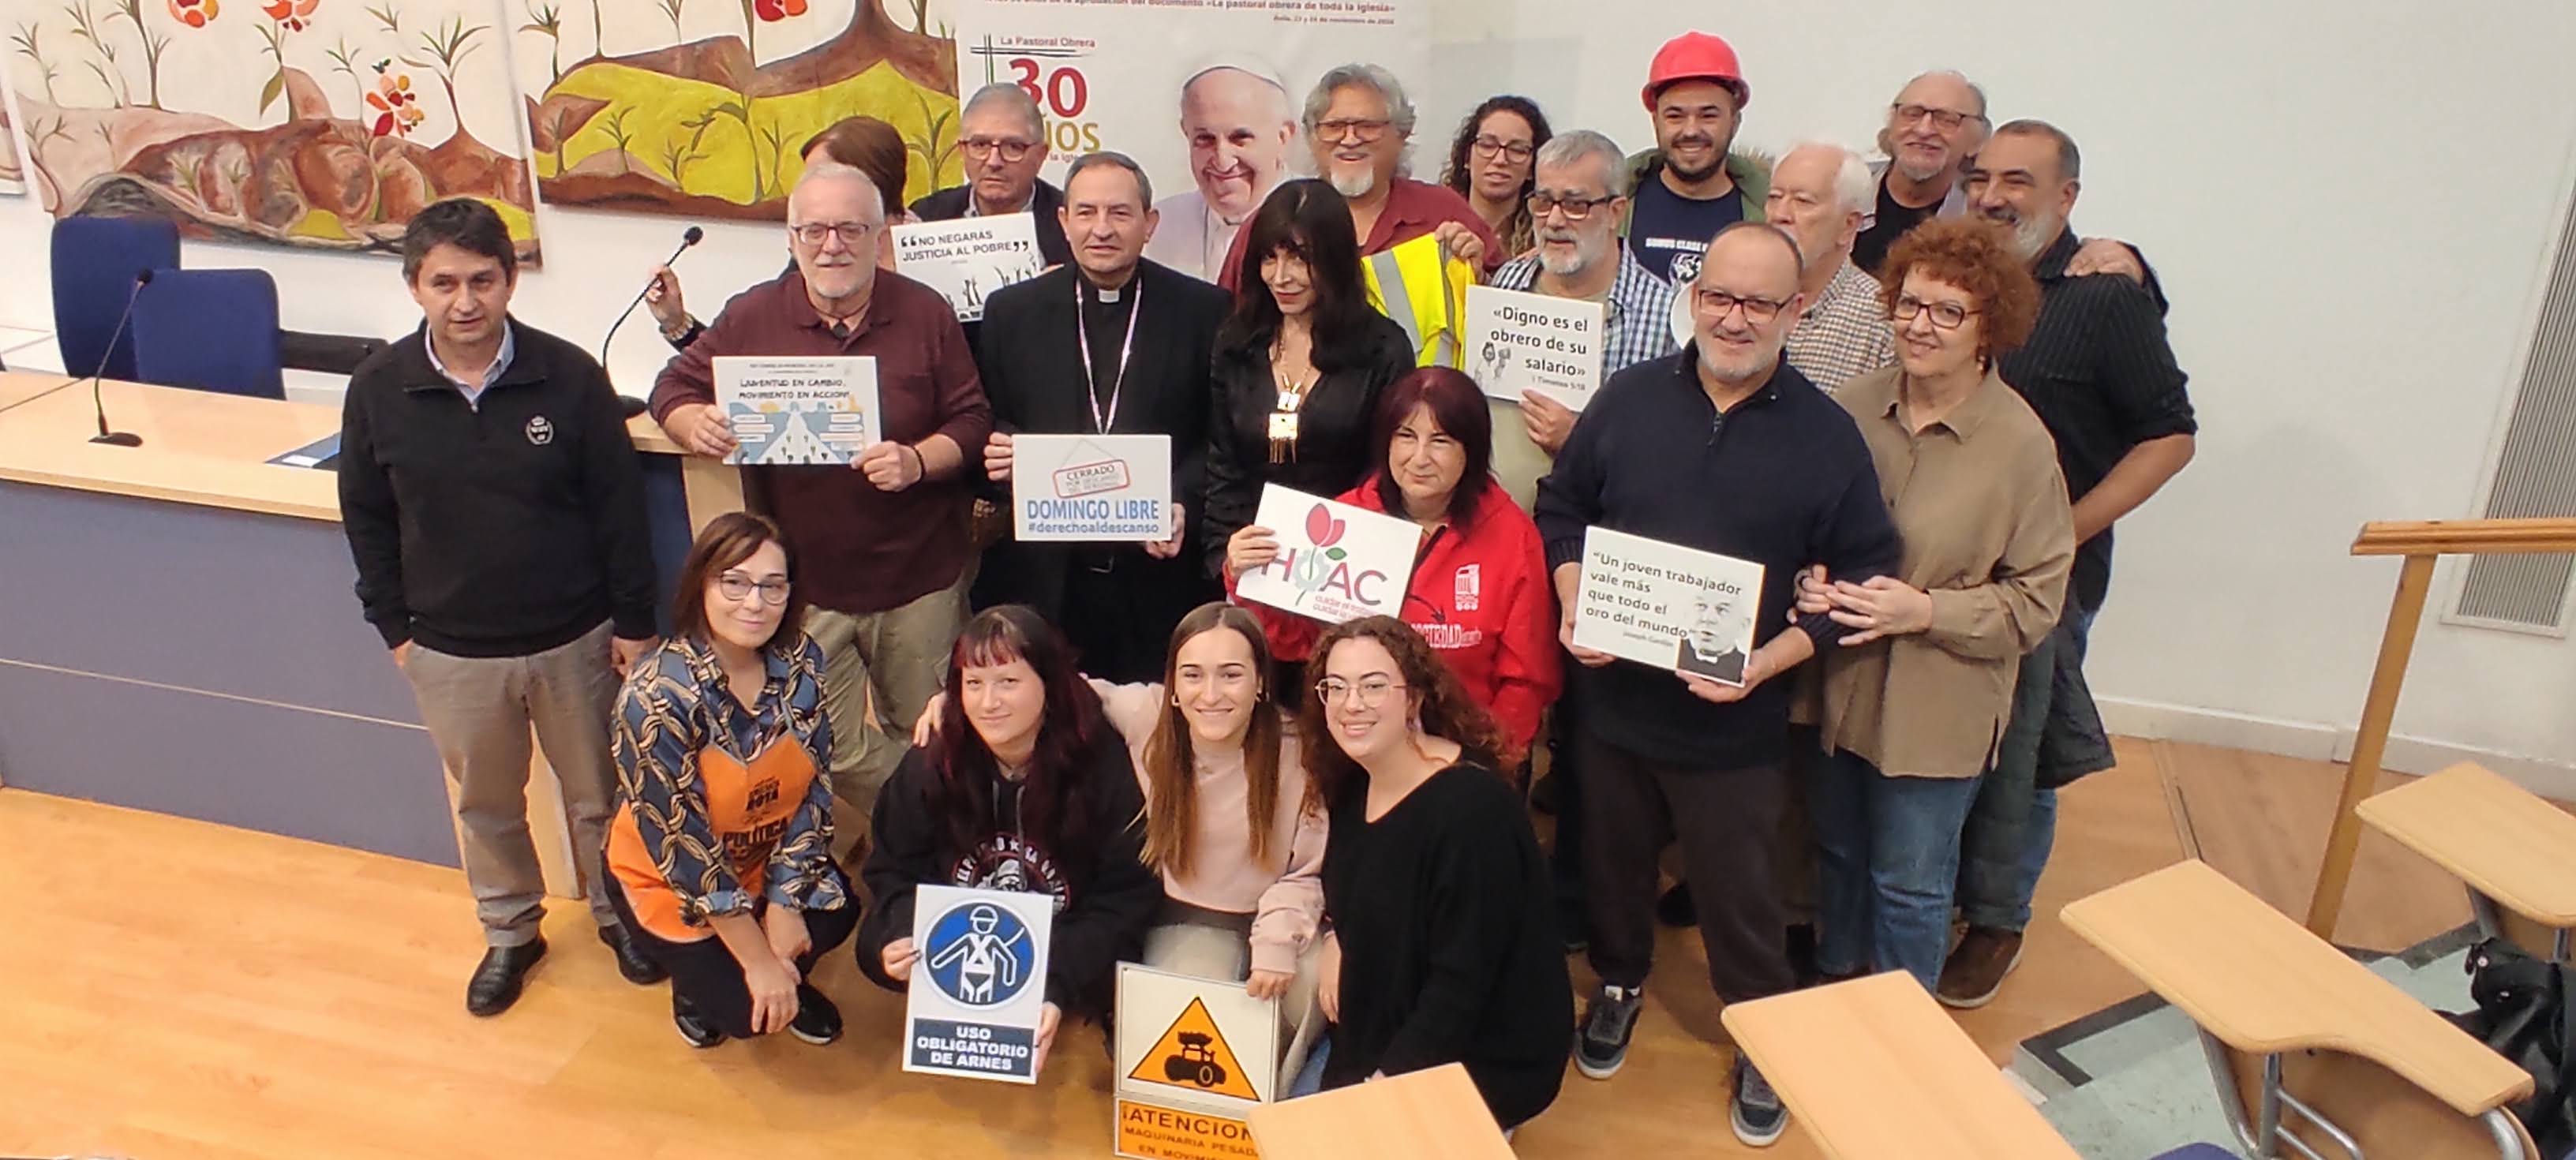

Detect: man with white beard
1486,129,1676,508
1144,63,1298,281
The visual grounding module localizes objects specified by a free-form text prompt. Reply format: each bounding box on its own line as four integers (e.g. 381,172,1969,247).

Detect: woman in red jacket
1225,366,1562,761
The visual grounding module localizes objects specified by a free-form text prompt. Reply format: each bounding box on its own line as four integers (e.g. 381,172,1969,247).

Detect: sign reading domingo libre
904,885,1056,1084
1571,526,1767,687
1231,485,1419,625
1011,434,1174,542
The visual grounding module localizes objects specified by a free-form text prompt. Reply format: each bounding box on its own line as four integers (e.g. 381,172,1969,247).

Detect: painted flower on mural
261,0,320,31
751,0,805,20
166,0,219,26
367,65,425,137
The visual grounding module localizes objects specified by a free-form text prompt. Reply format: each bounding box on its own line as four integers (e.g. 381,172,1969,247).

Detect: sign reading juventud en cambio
714,357,881,466
1571,526,1767,687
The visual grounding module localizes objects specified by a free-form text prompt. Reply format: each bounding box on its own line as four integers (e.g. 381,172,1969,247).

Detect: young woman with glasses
1440,95,1553,260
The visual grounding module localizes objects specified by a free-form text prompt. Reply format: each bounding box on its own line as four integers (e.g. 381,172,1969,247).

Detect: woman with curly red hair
1799,215,2074,990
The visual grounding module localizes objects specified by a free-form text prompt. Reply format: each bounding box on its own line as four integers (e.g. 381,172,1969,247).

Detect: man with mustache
1620,32,1769,286
650,165,994,837
1144,62,1297,282
1535,223,1900,1147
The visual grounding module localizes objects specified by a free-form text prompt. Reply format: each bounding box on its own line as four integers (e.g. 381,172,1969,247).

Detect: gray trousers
403,623,621,946
804,577,968,824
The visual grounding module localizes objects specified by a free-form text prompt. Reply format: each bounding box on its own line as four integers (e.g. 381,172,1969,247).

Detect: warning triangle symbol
1126,996,1261,1101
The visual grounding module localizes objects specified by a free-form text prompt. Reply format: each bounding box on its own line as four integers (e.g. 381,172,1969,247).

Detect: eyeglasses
1470,135,1533,163
1892,293,1979,330
1526,192,1618,220
1314,117,1392,144
716,572,792,605
961,137,1038,163
1314,676,1407,707
1891,103,1986,132
1694,287,1790,324
789,221,874,246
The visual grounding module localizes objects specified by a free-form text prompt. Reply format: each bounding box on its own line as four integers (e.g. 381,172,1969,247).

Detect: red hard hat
1642,31,1749,110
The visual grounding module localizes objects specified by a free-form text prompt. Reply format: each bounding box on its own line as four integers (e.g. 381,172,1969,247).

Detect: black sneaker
672,993,724,1049
1731,1057,1786,1147
1656,881,1698,927
788,984,842,1046
598,922,667,986
1573,984,1642,1080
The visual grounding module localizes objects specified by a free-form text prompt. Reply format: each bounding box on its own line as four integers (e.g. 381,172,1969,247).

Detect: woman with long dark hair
1440,95,1552,259
1226,367,1560,761
1298,616,1571,1131
1202,179,1416,579
854,604,1159,1071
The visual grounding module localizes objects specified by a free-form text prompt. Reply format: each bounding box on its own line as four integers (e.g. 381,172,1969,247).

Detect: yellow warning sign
1125,996,1261,1102
1116,1098,1260,1160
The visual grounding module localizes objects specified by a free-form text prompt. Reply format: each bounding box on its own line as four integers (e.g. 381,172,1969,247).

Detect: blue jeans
1957,607,2100,932
1810,749,1986,990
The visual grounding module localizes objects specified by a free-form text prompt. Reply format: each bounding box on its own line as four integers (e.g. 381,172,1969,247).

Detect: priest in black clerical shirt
972,152,1232,681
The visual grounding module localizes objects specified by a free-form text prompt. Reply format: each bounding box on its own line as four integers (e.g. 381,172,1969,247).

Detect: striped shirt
1786,259,1898,395
1485,249,1679,508
2001,228,2196,614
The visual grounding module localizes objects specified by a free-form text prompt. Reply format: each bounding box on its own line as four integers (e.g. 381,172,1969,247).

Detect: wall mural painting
3,0,541,257
0,103,26,192
517,0,959,219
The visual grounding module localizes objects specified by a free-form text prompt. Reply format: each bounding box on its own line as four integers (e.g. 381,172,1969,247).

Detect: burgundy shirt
1217,177,1504,291
650,270,993,615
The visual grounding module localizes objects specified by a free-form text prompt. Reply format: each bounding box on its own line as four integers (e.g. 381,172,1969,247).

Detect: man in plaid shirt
1768,142,1899,395
1489,129,1680,510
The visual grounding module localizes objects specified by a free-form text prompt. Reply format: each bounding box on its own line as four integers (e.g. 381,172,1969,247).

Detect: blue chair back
133,268,286,399
52,215,182,381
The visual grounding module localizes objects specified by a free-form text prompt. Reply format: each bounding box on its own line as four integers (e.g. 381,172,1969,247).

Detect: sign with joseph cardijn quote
1466,285,1604,411
1571,526,1767,687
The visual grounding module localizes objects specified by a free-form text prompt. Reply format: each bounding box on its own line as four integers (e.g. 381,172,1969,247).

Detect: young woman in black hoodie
855,604,1160,1072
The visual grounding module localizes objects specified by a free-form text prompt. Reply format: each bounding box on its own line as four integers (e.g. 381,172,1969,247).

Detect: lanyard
1074,277,1144,434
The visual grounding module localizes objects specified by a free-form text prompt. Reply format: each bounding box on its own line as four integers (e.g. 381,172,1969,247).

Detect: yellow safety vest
1362,232,1477,370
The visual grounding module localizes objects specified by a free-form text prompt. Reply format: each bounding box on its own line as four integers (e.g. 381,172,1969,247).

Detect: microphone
601,225,705,369
87,268,151,447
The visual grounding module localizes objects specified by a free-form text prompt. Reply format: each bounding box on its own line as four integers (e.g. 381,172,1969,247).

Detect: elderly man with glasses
650,164,994,838
912,83,1076,269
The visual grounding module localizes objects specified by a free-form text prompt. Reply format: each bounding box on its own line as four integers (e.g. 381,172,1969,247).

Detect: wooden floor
0,739,2486,1159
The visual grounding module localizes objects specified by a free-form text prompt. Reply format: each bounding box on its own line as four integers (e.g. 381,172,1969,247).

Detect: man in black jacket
911,83,1076,270
338,199,666,1016
974,152,1230,680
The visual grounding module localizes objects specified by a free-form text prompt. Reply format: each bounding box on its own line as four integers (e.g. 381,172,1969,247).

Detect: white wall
6,0,2571,785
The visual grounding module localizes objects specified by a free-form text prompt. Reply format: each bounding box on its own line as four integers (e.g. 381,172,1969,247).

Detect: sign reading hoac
1234,485,1417,626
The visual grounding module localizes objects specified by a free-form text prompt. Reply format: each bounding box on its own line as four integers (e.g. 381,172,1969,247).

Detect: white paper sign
1571,526,1768,687
904,885,1057,1084
714,357,881,466
1232,485,1418,626
1466,285,1604,411
893,213,1047,323
1111,963,1279,1160
1010,434,1174,543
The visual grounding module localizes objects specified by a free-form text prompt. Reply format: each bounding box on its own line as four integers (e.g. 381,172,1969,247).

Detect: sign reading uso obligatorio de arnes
903,885,1057,1083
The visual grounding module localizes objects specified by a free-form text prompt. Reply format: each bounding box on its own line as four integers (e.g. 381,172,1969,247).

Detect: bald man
1144,64,1298,280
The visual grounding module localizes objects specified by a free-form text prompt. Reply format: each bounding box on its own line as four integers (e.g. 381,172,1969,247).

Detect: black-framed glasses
1892,294,1979,330
789,221,874,246
1890,103,1986,132
1470,135,1533,163
1694,287,1790,324
1314,117,1392,144
961,137,1038,163
1314,676,1406,707
716,572,792,605
1526,192,1618,220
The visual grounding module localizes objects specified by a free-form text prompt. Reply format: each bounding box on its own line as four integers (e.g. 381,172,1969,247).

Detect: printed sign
904,884,1056,1083
1113,963,1279,1160
1466,285,1604,411
713,357,881,466
1011,434,1174,542
1571,526,1768,687
1231,485,1418,626
892,213,1047,323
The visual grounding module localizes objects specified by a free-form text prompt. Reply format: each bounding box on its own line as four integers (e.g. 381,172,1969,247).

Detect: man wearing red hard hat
1619,32,1771,287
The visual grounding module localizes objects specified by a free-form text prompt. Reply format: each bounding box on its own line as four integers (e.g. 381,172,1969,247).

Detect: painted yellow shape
470,196,540,244
288,208,356,241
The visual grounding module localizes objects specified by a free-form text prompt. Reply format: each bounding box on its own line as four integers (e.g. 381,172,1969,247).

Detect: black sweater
1201,310,1415,578
1320,762,1572,1129
855,726,1161,1014
337,320,657,657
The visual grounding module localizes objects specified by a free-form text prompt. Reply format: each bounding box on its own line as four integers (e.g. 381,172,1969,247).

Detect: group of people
333,28,2194,1147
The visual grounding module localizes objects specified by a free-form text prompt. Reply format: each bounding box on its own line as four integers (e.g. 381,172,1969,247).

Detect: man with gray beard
1487,129,1678,507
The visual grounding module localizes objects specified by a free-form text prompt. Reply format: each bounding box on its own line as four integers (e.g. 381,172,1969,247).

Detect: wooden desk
0,370,76,413
1720,971,2080,1160
1246,1064,1513,1160
2359,763,2576,935
2061,859,2529,1117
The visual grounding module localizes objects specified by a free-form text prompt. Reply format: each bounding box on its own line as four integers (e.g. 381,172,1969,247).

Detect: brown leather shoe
1935,927,2023,1009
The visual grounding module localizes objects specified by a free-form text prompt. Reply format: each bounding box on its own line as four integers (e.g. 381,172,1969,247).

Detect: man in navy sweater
339,200,665,1017
1534,222,1900,1147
